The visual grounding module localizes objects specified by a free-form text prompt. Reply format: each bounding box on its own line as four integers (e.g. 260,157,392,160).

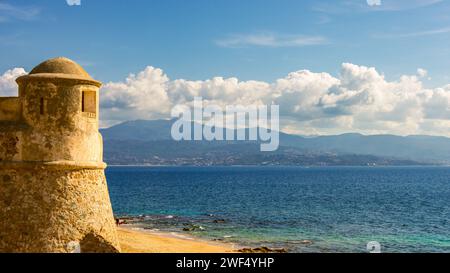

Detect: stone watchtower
0,57,120,252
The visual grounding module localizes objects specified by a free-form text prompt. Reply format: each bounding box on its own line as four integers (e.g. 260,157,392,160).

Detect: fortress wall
0,98,21,121
0,166,120,253
0,130,22,162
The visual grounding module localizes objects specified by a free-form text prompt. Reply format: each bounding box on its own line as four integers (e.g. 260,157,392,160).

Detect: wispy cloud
380,0,443,11
215,33,327,48
0,2,40,22
374,26,450,38
313,0,443,14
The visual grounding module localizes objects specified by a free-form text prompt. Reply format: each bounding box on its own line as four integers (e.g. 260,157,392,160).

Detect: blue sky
1,0,450,85
3,0,450,136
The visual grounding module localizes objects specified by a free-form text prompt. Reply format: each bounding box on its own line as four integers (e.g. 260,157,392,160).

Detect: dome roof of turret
30,57,92,79
16,57,101,86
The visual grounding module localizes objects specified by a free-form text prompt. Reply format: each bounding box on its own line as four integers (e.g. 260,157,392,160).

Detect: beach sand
117,226,236,253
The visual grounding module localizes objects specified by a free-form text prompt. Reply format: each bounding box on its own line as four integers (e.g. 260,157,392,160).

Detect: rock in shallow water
237,247,287,253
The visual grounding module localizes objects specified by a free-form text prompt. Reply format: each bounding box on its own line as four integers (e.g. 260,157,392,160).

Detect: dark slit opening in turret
39,98,44,115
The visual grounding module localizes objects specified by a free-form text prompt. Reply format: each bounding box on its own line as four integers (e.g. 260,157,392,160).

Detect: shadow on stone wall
80,232,120,253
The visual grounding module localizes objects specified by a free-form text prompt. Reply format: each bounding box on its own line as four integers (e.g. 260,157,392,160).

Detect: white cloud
216,33,327,48
367,0,382,7
4,63,450,137
417,68,428,78
101,67,172,123
66,0,81,6
99,63,450,137
0,68,26,97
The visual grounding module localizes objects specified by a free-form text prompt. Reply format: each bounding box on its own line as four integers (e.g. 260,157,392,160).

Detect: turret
0,58,120,253
15,57,103,162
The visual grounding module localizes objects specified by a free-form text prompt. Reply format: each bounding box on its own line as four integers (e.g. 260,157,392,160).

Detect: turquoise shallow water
106,166,450,253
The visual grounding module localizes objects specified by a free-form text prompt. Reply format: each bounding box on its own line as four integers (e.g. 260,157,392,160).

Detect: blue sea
106,166,450,253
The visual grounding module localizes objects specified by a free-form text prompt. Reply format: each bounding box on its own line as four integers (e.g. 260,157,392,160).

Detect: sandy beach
117,226,236,253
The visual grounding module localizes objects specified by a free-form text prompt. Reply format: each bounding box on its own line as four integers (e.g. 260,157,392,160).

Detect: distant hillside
280,133,450,163
100,120,447,166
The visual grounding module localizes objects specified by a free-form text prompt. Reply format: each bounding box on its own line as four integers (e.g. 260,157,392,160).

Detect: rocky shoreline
115,215,295,253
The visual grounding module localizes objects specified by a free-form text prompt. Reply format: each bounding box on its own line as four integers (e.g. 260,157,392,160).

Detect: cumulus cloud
100,63,450,137
0,68,26,96
417,68,428,78
4,63,450,137
101,67,172,124
66,0,81,6
367,0,382,7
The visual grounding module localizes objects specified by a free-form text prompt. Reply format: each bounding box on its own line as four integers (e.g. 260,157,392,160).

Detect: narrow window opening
40,98,45,115
81,92,85,112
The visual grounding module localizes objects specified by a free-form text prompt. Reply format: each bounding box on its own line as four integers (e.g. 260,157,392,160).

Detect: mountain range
100,119,450,166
